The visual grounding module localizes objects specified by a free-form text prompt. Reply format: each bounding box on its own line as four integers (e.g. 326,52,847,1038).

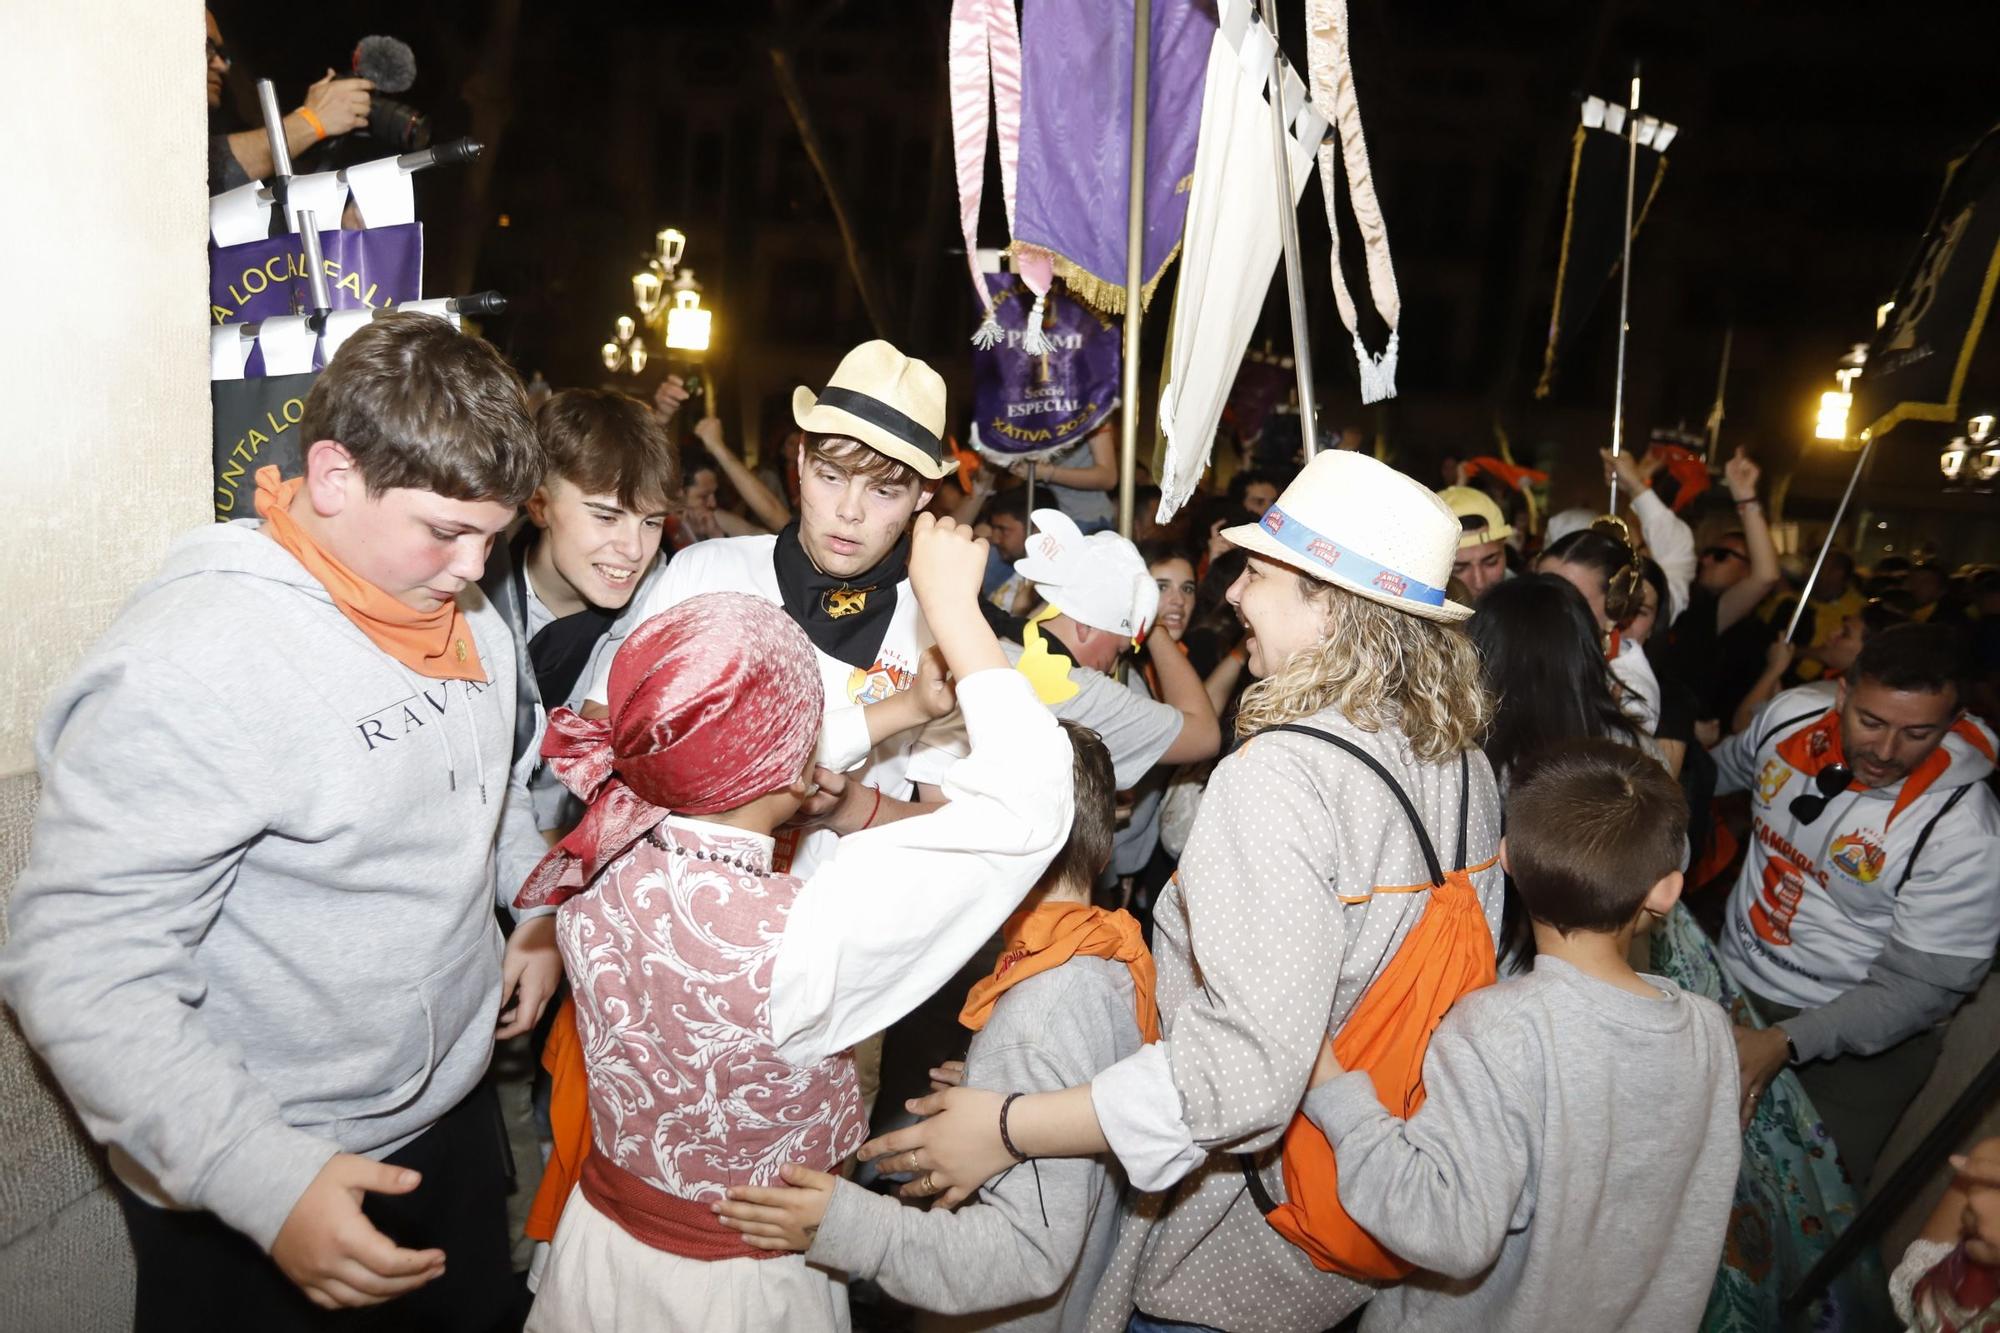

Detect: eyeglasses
207,40,232,69
1699,546,1748,564
1788,763,1854,825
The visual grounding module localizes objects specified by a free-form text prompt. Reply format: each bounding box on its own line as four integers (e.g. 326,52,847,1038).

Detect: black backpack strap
1755,706,1830,756
1260,724,1445,887
1454,751,1471,870
1894,784,1973,896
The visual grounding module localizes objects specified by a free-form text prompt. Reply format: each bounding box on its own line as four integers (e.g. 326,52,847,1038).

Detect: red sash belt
579,1147,777,1262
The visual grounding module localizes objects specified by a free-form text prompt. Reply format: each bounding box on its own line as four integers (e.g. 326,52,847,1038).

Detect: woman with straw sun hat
856,450,1505,1332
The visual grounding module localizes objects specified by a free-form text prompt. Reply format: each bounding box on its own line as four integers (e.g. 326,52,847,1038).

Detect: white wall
0,2,208,1323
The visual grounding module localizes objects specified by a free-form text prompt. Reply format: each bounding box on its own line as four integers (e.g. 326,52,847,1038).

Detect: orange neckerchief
1775,707,1993,831
961,901,1160,1043
255,466,486,682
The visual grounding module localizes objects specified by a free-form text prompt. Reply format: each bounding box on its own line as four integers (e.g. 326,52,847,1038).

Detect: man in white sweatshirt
1,314,559,1330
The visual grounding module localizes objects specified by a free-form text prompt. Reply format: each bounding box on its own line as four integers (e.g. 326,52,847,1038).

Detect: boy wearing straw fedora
585,338,964,875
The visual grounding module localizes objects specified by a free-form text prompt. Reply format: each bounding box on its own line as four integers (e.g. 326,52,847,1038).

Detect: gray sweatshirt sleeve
1301,1014,1533,1281
495,731,554,917
1782,938,1991,1062
0,653,339,1249
806,1035,1096,1315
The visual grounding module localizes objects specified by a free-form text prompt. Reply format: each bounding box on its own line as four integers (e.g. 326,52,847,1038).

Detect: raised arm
766,517,1072,1066
692,417,792,533
1716,450,1781,633
1145,627,1223,767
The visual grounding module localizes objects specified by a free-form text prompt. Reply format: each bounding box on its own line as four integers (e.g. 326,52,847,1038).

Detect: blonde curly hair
1234,575,1491,764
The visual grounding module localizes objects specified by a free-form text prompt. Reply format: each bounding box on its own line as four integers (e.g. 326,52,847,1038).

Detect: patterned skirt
1648,905,1891,1331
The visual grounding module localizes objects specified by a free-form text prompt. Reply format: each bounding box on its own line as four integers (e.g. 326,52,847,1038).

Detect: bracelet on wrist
295,106,328,141
1733,496,1760,509
999,1091,1031,1163
860,786,884,830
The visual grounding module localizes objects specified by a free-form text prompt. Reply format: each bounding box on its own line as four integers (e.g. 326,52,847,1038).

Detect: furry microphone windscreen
353,35,417,94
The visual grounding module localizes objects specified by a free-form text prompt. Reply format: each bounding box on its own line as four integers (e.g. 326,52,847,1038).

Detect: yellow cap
1438,486,1516,550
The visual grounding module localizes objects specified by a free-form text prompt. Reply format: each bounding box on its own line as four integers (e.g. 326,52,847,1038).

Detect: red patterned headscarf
514,592,823,911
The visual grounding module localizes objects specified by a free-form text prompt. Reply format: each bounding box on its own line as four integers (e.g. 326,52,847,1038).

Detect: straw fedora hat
1223,450,1474,623
792,340,951,480
1438,485,1516,549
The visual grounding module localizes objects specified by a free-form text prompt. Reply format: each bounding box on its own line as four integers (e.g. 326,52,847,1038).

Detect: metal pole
295,212,335,320
1785,438,1874,643
1607,64,1640,513
1118,0,1152,539
1025,461,1037,524
1784,1040,2000,1318
1259,0,1318,460
1706,325,1733,467
255,79,295,237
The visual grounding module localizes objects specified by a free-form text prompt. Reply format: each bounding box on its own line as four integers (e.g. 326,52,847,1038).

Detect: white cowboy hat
793,340,951,480
1014,508,1158,640
1223,450,1474,623
1438,485,1517,549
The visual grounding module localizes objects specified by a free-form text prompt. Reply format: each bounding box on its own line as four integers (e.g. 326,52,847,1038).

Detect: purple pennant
1014,0,1217,315
970,274,1122,459
210,223,424,327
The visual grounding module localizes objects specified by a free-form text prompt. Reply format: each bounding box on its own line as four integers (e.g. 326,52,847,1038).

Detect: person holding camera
207,9,373,195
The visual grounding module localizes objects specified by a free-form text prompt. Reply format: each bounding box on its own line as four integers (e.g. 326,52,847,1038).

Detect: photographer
207,9,372,195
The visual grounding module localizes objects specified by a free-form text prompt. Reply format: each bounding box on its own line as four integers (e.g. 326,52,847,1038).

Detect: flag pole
1784,439,1873,643
1118,0,1151,539
1705,324,1733,467
1607,62,1640,514
1260,0,1318,460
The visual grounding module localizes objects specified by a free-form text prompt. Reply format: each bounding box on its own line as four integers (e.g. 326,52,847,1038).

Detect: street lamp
665,284,711,353
1813,343,1869,443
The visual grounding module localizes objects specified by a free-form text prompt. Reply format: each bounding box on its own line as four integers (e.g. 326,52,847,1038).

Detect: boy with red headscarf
519,514,1075,1332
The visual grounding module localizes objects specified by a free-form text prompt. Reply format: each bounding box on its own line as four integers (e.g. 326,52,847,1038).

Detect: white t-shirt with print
585,533,938,878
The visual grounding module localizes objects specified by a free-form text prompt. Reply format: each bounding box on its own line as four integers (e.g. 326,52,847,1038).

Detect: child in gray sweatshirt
713,722,1154,1333
1303,738,1740,1333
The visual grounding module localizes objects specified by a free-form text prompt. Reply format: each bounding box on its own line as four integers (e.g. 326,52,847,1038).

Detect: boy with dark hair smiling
2,313,560,1329
1300,738,1740,1332
483,387,678,894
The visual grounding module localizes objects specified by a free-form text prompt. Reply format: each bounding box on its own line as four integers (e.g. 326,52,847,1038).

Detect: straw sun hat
792,340,952,480
1223,450,1475,623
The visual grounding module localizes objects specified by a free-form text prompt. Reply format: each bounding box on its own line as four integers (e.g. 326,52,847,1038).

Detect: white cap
1013,509,1158,640
1545,507,1597,546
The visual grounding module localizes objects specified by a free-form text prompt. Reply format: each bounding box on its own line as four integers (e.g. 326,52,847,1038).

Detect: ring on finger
922,1170,937,1194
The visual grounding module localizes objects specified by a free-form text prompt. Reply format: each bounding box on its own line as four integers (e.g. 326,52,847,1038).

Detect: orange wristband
296,106,327,141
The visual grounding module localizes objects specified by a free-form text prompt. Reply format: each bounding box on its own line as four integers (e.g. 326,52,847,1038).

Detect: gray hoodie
0,521,520,1251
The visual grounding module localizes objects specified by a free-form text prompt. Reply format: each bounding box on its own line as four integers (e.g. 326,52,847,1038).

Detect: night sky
210,0,2000,560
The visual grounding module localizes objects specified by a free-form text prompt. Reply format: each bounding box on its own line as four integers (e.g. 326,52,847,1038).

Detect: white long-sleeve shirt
770,668,1075,1067
1631,489,1696,624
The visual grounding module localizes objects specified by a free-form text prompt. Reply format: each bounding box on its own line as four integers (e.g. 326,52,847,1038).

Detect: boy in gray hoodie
1,313,559,1330
1301,738,1740,1332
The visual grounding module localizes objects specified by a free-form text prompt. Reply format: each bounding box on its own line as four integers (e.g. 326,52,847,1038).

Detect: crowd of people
5,308,2000,1333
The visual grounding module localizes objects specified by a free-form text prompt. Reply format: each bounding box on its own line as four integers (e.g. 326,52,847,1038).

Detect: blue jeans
1127,1315,1225,1333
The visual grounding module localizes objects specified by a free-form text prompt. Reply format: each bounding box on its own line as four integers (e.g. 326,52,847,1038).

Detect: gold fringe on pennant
1011,169,1195,320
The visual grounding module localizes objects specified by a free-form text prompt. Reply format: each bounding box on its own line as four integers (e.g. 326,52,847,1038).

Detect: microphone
395,137,483,172
349,35,429,151
352,36,416,93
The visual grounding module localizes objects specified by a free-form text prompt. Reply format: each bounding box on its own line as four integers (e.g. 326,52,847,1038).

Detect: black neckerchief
514,534,616,708
772,519,906,667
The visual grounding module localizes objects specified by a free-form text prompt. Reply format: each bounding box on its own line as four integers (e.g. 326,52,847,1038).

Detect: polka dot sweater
1084,703,1504,1333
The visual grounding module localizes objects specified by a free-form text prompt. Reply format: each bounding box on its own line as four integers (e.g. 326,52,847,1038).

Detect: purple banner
1014,0,1215,313
210,223,423,326
971,274,1121,458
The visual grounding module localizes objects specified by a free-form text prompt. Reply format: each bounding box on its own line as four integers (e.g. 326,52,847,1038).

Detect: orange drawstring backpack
1239,726,1497,1279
